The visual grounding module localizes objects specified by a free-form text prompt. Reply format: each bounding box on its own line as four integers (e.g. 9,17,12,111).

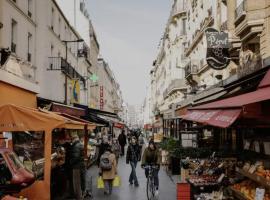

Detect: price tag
255,188,265,200
218,173,225,183
249,165,257,174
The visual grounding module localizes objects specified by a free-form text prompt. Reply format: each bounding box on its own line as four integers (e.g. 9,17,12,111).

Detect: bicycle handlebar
142,165,159,170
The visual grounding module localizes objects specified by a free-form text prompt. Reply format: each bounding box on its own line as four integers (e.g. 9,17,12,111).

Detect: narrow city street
87,153,176,200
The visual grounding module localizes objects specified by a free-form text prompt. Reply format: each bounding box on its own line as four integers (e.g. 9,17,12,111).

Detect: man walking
118,130,127,156
69,133,86,200
126,136,141,187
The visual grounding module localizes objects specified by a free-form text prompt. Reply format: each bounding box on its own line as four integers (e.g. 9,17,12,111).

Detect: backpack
100,152,112,171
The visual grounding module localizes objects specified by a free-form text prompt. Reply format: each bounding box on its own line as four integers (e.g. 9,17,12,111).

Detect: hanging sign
205,28,230,70
100,86,104,110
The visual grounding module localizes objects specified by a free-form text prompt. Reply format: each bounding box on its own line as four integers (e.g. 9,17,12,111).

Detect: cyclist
141,140,161,196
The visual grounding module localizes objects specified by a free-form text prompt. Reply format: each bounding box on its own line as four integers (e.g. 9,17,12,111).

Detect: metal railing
221,20,228,31
235,0,246,20
48,57,85,82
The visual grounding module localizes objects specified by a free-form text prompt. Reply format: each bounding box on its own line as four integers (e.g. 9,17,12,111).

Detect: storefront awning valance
182,109,242,128
0,104,85,132
191,69,270,110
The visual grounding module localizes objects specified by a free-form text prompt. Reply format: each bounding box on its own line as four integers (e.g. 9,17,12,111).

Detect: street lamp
61,39,84,104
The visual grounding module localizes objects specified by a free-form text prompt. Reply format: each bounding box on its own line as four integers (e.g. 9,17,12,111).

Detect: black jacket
69,140,85,169
126,144,141,163
118,133,127,146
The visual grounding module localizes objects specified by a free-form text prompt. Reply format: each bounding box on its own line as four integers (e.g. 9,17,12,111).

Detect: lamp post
61,39,84,105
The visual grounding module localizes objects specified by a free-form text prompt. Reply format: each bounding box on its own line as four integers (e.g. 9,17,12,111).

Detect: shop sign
205,28,230,70
52,103,85,117
100,86,104,110
71,79,80,104
114,122,124,129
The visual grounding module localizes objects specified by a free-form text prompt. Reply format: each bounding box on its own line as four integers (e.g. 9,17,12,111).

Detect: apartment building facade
0,0,97,107
150,0,188,121
97,58,123,114
149,0,270,132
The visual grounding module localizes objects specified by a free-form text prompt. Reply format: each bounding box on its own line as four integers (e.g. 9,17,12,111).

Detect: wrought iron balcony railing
185,61,199,78
48,57,85,83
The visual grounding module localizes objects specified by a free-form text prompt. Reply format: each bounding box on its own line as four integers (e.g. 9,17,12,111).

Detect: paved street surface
87,154,177,200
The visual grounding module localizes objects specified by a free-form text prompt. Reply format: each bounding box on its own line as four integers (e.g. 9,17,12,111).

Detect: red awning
192,69,270,110
182,109,242,128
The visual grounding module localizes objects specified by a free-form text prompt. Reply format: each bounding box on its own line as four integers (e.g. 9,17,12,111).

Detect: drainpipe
0,1,3,48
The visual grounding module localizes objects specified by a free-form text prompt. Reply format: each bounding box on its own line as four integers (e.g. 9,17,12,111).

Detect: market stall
176,69,270,199
0,104,89,200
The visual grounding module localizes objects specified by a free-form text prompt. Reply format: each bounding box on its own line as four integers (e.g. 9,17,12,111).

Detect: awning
192,69,270,110
182,69,270,128
182,109,242,128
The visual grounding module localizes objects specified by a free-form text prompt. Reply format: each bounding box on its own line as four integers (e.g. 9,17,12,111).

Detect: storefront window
12,131,45,180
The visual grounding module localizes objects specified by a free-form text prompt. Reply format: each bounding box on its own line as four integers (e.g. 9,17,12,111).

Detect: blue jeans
129,161,138,185
145,168,159,189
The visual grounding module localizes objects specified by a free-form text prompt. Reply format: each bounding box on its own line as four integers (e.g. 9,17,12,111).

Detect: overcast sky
87,0,172,106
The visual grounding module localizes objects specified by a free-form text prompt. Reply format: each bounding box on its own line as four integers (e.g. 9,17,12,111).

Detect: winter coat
126,144,141,163
118,133,127,146
100,152,117,180
141,147,161,166
69,140,85,169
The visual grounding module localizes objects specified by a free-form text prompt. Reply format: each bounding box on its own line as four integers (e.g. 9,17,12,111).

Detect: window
58,17,61,38
27,0,32,18
182,18,187,35
11,19,17,53
51,44,54,56
51,8,54,30
27,33,32,62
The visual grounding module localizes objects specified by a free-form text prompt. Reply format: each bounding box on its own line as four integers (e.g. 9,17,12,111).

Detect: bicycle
143,165,159,200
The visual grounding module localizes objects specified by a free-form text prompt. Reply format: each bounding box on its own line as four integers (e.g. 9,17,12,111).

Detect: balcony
221,20,228,31
185,61,199,85
234,0,266,40
170,3,186,22
163,79,186,99
48,57,85,83
0,50,39,93
237,53,262,78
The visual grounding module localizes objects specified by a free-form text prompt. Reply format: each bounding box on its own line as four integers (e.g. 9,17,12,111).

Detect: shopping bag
113,175,121,187
97,176,104,189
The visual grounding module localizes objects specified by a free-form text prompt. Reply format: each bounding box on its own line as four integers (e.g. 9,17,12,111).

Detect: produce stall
0,104,94,200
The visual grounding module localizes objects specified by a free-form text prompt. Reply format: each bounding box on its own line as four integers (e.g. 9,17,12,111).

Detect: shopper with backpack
99,146,118,195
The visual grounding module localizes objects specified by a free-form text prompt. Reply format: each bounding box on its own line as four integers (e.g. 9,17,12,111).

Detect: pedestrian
99,146,118,195
141,140,161,197
69,133,86,200
118,130,127,156
138,133,144,154
97,135,110,166
126,136,141,187
111,138,121,163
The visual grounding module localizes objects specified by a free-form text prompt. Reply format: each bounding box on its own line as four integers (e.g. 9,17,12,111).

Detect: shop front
0,104,94,200
176,69,270,199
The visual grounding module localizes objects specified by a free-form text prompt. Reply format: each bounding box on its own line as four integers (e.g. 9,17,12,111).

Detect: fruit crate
177,183,191,200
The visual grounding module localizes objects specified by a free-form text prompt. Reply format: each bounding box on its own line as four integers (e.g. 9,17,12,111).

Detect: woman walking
126,136,141,187
99,146,118,195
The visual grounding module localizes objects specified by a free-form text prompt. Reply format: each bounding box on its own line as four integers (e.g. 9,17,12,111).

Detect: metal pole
64,42,68,105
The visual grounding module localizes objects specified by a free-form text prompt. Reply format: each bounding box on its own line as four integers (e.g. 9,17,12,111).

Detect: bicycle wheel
147,177,155,200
